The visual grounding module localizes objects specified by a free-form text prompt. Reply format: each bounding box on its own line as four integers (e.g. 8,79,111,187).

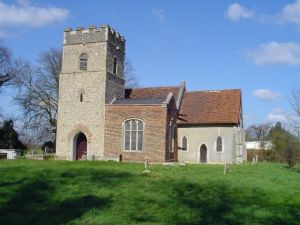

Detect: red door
76,133,87,160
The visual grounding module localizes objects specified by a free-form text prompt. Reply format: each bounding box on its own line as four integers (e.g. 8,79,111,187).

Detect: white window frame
123,119,144,152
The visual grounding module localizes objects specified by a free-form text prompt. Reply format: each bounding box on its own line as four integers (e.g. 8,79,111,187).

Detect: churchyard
0,160,299,225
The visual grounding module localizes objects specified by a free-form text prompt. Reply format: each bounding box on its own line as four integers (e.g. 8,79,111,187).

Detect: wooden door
76,133,87,160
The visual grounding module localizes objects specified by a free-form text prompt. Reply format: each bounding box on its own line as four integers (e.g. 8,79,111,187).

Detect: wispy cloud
266,108,289,123
279,0,300,26
225,3,253,22
152,8,165,22
0,0,69,37
226,0,300,28
246,42,300,65
16,0,30,7
0,1,69,28
252,89,282,101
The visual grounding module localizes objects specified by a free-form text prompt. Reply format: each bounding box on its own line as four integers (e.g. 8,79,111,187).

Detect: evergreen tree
0,120,26,149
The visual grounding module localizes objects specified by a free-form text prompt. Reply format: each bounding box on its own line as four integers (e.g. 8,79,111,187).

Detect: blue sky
0,0,299,127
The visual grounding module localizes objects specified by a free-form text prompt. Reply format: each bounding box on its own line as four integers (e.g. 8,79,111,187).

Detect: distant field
0,160,299,225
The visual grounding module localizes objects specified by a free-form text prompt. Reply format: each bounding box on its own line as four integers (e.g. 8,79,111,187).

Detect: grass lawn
0,160,300,225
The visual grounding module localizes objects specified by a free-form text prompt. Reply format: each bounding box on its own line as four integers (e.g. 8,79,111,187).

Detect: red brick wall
104,104,170,163
165,98,178,161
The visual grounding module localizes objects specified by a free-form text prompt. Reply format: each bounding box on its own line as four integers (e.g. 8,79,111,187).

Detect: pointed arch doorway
200,144,207,163
76,132,87,160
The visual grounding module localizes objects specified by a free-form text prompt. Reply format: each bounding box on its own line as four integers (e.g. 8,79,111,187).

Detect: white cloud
279,0,300,26
226,1,300,28
0,1,69,28
225,3,253,22
152,8,165,22
266,108,289,123
252,89,281,101
246,42,300,65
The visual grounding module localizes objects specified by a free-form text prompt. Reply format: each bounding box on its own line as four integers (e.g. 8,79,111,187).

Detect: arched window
80,93,83,102
123,119,144,151
79,53,88,71
113,57,117,74
182,136,187,151
216,136,222,152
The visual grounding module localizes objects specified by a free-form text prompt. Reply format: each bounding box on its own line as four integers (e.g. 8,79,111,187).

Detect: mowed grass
0,160,300,225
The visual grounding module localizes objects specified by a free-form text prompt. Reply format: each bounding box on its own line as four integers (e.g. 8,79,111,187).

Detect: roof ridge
186,89,241,94
120,97,166,100
125,86,179,90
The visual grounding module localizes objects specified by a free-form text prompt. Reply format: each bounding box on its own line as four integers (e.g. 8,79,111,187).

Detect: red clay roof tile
178,89,242,125
125,86,180,100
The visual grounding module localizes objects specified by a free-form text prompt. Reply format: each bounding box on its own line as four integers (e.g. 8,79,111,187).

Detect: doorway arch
200,144,207,163
75,132,87,160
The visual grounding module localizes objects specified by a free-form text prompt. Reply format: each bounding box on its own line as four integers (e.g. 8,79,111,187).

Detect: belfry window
79,53,88,71
113,57,117,74
123,119,144,151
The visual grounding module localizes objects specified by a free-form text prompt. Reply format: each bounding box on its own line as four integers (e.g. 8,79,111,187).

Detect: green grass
0,160,300,225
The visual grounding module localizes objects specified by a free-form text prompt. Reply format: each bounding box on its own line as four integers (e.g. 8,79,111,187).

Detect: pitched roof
113,98,165,105
125,86,180,100
178,89,242,125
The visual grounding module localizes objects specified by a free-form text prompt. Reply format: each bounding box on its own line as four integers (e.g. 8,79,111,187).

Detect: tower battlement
63,24,125,51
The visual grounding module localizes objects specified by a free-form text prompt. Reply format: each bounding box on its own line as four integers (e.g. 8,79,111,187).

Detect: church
56,24,246,163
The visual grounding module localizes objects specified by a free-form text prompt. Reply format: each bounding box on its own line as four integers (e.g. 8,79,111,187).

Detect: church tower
56,25,125,160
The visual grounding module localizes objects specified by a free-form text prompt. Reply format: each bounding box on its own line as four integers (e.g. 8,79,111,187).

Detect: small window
80,93,83,102
169,120,175,153
79,53,88,71
182,136,187,151
216,136,222,152
123,119,144,151
113,57,117,74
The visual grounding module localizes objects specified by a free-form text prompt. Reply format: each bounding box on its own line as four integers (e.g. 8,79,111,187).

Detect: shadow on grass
128,180,300,225
0,168,133,225
174,181,300,225
55,168,132,187
0,180,110,225
0,178,26,187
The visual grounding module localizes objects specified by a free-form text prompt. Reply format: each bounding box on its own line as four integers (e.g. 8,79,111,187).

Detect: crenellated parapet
63,24,125,51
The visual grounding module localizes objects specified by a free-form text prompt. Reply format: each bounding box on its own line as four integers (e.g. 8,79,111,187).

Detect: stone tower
56,25,125,160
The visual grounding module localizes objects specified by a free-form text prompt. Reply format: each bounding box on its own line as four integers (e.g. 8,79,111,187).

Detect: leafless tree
0,41,24,88
246,122,272,141
289,88,300,118
0,41,13,87
124,57,139,88
14,48,61,140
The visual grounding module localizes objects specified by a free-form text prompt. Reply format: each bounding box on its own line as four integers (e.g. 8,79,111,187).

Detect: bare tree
0,41,24,88
14,48,61,139
289,88,300,118
246,122,272,141
0,41,13,87
124,57,139,88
